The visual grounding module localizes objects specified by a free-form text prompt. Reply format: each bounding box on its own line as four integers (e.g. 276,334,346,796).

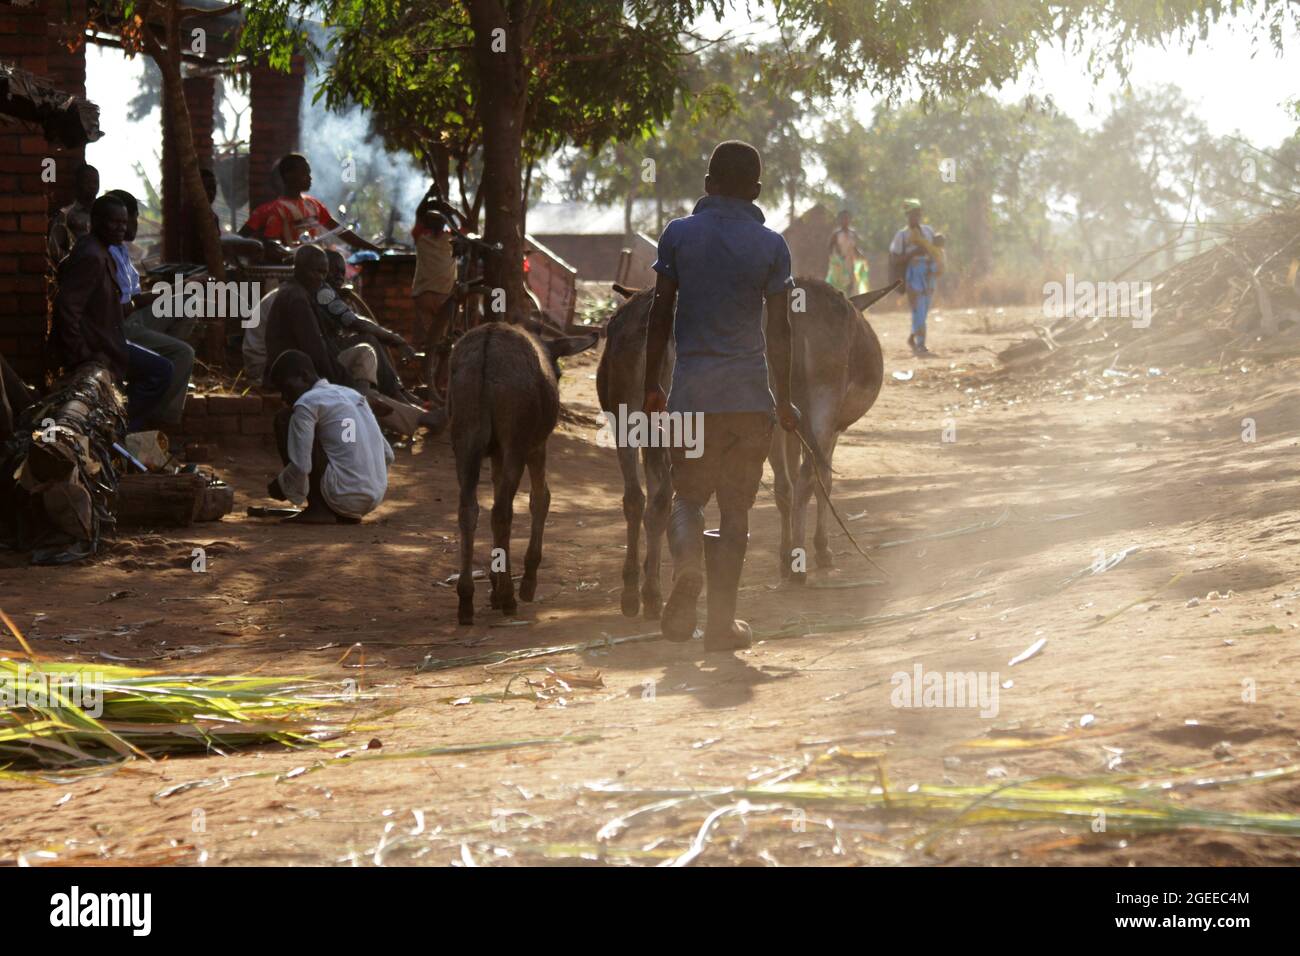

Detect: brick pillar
248,56,304,212
162,73,215,261
0,0,88,382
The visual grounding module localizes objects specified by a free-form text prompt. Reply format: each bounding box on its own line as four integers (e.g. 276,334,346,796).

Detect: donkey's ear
545,332,599,359
850,281,901,311
612,283,641,300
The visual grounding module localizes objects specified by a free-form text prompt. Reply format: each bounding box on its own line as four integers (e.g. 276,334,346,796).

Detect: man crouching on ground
266,349,394,524
643,140,801,653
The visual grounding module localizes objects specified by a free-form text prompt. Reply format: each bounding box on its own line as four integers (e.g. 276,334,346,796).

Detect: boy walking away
888,199,939,355
266,349,393,524
644,140,801,653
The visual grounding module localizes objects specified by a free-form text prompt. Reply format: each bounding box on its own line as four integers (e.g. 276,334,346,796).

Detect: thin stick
793,430,890,578
0,607,42,662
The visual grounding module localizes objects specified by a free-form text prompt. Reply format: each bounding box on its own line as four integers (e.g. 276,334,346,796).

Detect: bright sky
85,8,1298,207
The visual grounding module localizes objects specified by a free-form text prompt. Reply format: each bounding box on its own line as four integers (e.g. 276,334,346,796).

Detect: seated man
181,168,267,265
240,153,381,257
52,194,172,432
321,248,420,403
266,349,393,524
242,285,279,384
262,244,349,389
264,245,435,435
48,163,99,265
107,189,194,428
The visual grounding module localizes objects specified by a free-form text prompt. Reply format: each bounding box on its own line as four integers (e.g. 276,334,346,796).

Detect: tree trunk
149,0,225,281
466,0,533,325
431,143,451,199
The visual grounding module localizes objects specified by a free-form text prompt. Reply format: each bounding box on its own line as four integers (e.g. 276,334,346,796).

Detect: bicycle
417,201,501,406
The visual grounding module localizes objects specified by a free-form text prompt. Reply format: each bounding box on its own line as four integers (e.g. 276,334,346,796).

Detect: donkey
439,321,598,625
597,278,888,616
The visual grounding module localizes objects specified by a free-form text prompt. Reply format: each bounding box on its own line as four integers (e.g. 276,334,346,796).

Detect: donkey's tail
448,325,496,455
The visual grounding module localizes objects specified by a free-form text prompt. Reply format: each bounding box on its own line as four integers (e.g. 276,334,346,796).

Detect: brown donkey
441,322,598,625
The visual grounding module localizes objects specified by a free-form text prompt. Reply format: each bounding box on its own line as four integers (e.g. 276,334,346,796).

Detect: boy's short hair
269,349,317,388
278,153,310,177
293,243,327,269
707,140,762,193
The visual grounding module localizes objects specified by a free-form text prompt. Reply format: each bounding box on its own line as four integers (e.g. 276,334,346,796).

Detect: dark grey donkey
438,322,598,625
597,278,889,617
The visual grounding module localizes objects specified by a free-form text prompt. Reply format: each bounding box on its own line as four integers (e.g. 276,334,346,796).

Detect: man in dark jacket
52,194,172,431
261,243,349,390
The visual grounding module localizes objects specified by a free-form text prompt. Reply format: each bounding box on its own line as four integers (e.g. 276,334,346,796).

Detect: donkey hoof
788,570,808,586
642,593,662,619
500,599,518,617
815,550,835,570
458,601,475,626
620,589,640,617
519,577,537,602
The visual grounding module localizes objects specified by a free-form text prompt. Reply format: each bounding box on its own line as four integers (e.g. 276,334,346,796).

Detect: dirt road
4,304,1299,866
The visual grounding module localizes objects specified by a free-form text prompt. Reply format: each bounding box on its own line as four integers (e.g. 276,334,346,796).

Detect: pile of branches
1000,204,1300,374
0,365,125,565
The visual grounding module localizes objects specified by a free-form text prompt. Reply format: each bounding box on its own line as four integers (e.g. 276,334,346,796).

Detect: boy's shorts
670,411,773,511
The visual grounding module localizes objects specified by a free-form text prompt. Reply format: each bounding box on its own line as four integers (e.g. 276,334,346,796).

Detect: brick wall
177,390,282,450
0,0,88,381
247,57,304,211
356,254,420,341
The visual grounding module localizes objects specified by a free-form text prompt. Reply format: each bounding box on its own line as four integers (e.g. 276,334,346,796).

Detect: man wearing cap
889,199,939,355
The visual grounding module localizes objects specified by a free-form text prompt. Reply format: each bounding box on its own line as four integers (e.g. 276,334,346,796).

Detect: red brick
205,415,239,434
205,394,244,415
0,196,46,213
185,395,208,417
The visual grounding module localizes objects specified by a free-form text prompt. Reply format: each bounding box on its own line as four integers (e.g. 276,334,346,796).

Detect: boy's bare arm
643,272,678,414
765,288,800,432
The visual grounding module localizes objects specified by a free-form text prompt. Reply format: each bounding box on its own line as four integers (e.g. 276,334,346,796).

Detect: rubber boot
661,501,704,642
703,528,752,652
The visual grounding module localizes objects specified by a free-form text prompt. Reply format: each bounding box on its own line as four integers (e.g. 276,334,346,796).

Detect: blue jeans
906,259,934,342
125,342,174,432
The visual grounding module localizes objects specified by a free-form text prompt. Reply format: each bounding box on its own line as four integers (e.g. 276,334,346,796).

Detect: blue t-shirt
108,243,141,305
652,195,793,415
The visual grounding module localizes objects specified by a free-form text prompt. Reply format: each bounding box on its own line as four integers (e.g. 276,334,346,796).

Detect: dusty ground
3,303,1299,866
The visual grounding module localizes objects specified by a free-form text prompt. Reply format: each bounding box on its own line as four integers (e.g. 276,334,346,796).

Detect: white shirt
242,287,279,382
277,379,393,518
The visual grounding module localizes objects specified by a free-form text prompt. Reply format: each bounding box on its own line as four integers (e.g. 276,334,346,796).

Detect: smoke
298,56,429,245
